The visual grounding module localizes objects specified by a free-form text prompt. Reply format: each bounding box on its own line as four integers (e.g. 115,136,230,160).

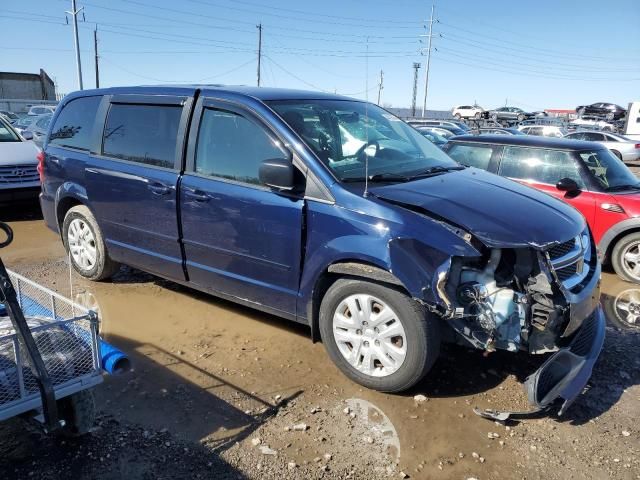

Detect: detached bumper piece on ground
475,306,605,421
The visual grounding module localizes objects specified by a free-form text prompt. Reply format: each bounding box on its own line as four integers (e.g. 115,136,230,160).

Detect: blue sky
2,0,639,110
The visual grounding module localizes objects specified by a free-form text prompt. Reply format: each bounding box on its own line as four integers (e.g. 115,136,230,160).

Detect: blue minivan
39,86,604,416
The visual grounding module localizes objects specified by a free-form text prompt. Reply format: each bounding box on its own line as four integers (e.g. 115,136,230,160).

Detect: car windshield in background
0,118,20,142
580,149,640,191
268,99,458,182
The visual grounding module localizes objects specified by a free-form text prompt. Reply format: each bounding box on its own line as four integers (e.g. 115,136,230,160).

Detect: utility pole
377,70,384,105
67,0,84,90
94,25,100,89
411,62,421,117
256,23,262,87
420,3,435,117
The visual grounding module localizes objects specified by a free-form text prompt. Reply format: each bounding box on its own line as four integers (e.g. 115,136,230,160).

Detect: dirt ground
0,201,638,480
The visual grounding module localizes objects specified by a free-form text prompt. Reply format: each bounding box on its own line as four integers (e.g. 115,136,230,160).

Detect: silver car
0,116,41,203
564,130,640,162
24,114,52,147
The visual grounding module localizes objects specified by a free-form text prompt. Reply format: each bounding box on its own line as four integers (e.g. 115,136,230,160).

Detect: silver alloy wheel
621,241,640,281
68,218,97,271
614,288,640,326
332,294,407,377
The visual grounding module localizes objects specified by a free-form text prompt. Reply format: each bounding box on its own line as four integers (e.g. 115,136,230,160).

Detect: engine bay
441,247,574,354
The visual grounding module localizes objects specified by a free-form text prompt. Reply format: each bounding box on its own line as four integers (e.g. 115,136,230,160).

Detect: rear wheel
57,390,96,436
611,232,640,283
319,278,440,392
63,205,119,281
611,150,622,160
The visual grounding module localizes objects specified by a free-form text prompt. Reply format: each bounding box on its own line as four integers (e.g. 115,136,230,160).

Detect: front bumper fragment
475,305,605,421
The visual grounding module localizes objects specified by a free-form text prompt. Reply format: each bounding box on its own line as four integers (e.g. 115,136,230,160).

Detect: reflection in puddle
602,280,640,331
345,398,400,472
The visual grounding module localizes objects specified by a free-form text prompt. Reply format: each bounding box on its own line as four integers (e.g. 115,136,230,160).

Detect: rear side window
194,107,283,185
446,143,496,170
49,96,101,151
103,104,182,168
499,146,585,187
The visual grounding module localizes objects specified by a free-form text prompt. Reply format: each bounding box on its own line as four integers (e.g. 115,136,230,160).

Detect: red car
444,135,640,282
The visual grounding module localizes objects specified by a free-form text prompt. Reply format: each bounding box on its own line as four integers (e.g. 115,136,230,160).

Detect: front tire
611,232,640,283
62,205,120,281
319,279,440,392
454,113,462,120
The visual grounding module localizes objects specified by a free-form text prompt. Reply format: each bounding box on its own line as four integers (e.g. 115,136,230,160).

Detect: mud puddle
1,204,638,479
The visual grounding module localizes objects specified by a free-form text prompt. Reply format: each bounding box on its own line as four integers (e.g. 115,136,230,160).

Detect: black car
489,106,534,123
416,124,466,136
576,103,626,121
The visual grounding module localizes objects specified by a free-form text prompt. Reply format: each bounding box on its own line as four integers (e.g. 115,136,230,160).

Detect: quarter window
49,96,101,151
446,143,496,170
499,146,585,187
103,104,182,168
194,107,284,185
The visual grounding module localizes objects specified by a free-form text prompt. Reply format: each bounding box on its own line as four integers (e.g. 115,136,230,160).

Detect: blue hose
99,339,131,375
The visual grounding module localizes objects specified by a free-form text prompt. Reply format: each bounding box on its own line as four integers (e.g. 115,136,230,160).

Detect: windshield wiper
606,184,640,192
409,165,466,179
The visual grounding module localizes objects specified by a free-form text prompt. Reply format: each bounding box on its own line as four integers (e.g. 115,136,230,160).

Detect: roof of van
65,85,357,102
448,134,606,151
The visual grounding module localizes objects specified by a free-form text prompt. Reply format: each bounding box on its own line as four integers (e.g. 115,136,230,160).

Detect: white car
517,125,568,138
569,116,616,132
27,105,56,116
565,131,640,162
451,105,484,119
0,116,41,203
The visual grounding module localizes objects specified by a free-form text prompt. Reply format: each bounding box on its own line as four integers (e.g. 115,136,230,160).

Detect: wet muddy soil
1,202,638,479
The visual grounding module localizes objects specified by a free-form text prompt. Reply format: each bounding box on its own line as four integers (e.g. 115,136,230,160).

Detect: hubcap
68,219,97,270
332,294,407,377
621,241,640,280
614,288,640,326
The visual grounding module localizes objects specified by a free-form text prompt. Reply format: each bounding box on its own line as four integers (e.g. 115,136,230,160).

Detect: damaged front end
434,229,604,418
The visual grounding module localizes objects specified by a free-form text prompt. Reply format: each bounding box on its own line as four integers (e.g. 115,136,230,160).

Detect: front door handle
147,181,171,195
184,188,210,202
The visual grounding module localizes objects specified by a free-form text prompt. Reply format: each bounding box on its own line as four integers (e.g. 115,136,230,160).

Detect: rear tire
611,232,640,283
63,205,120,281
57,390,96,436
611,150,622,160
319,278,440,392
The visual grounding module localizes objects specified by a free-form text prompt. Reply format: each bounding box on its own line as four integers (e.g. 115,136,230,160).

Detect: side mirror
21,131,33,141
556,177,579,192
259,156,295,191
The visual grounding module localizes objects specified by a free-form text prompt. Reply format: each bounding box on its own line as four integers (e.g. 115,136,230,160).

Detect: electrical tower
420,3,435,117
411,62,421,117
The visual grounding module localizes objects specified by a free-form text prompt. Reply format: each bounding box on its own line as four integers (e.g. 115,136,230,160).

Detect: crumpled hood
370,168,585,248
0,141,39,166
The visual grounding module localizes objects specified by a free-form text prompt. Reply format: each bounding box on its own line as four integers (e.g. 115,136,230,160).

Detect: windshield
0,117,20,142
268,99,457,182
579,149,640,191
418,130,448,145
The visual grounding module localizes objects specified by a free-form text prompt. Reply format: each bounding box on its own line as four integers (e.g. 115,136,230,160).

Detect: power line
181,0,421,29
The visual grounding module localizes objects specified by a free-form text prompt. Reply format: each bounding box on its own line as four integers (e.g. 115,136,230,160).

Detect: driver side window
195,108,285,185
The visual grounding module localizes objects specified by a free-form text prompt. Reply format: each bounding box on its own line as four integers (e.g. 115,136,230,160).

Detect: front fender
598,217,640,260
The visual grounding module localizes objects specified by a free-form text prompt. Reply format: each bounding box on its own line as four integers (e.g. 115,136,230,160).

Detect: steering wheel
0,222,13,249
355,139,380,162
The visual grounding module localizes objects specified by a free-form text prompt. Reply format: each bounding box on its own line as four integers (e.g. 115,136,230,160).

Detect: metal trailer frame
0,269,102,429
